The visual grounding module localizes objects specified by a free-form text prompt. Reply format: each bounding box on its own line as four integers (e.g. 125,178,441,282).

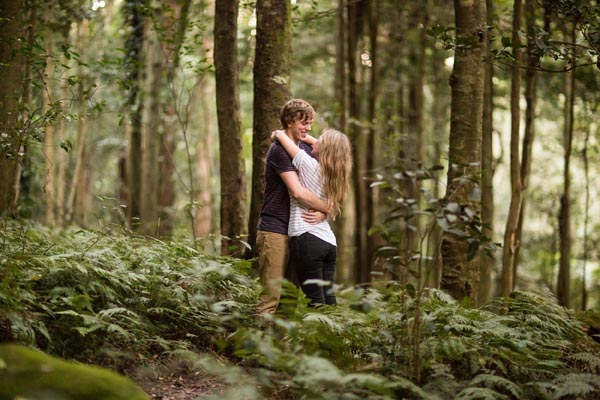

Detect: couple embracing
255,98,352,314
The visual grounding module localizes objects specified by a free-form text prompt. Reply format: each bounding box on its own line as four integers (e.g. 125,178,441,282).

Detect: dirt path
131,366,225,399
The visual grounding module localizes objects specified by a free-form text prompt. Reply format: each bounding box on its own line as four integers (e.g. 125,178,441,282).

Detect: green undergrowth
2,219,600,399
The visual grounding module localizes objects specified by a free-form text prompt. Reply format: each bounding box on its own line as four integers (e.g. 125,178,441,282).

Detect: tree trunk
215,0,246,256
581,118,590,310
500,0,523,297
56,68,70,226
158,0,190,238
479,0,495,305
440,0,486,302
66,21,89,226
332,0,350,281
402,1,426,281
429,42,447,289
557,23,575,308
0,0,26,216
140,24,163,237
513,0,540,289
194,78,213,238
246,0,293,258
365,0,380,279
43,42,57,227
124,0,146,230
348,0,368,283
14,6,37,214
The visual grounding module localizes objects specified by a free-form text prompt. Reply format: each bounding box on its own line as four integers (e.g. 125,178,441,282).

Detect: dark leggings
290,232,337,306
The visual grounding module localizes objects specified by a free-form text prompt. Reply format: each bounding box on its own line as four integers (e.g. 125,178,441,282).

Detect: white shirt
288,151,336,246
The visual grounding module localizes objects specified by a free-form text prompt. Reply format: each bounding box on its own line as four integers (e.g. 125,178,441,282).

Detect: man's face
288,118,313,143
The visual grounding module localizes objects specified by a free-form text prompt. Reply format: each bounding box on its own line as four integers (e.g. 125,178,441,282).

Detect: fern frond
454,387,509,400
552,373,600,399
468,374,524,399
567,352,600,373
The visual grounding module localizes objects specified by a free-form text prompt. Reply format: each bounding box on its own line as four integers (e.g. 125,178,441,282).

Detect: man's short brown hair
280,99,315,129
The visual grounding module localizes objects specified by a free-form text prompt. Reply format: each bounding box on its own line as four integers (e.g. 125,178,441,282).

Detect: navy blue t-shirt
257,141,313,234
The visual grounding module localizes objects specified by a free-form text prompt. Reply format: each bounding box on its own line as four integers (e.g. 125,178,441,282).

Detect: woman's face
311,138,322,157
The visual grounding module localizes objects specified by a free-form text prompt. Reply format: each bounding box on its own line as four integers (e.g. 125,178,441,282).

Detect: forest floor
129,362,225,399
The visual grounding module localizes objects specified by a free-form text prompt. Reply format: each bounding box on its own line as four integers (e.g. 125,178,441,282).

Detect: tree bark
513,0,540,289
0,0,26,216
56,66,70,226
195,78,213,238
479,0,495,305
557,23,575,308
215,0,246,256
348,0,368,282
581,118,590,310
140,22,163,236
440,0,486,302
402,1,426,281
332,0,350,281
365,0,380,280
246,0,293,258
500,0,523,297
430,40,447,289
158,0,190,238
43,42,57,226
66,24,90,228
124,0,146,230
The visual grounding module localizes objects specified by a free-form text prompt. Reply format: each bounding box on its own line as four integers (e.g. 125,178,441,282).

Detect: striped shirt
257,141,313,234
289,151,336,246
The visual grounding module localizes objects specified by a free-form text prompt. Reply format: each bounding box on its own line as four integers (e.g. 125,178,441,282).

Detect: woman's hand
301,210,327,224
271,129,285,141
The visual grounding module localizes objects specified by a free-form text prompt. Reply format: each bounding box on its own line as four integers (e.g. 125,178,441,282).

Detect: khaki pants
256,230,289,315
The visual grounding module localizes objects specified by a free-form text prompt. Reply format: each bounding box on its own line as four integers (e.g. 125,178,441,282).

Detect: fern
454,387,509,400
3,219,600,400
551,373,600,399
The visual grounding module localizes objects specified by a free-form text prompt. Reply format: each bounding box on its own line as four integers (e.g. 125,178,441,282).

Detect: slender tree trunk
72,118,89,226
512,0,540,290
246,0,293,258
124,0,146,230
365,0,380,279
440,0,486,301
430,44,447,289
158,0,190,238
140,23,163,236
56,68,70,226
43,42,57,226
500,0,523,297
14,6,37,214
348,0,368,282
479,0,495,305
0,0,26,215
215,0,246,256
66,21,88,226
332,0,350,281
66,85,88,225
581,119,590,310
402,1,426,280
557,23,575,308
195,78,213,238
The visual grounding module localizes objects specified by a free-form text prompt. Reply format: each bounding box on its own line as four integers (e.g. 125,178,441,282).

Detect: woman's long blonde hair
318,128,352,220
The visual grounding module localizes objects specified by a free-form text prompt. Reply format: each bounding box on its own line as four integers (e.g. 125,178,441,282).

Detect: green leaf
59,139,72,153
406,283,416,298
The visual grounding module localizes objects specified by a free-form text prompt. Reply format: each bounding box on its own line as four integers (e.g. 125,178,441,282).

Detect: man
256,99,329,315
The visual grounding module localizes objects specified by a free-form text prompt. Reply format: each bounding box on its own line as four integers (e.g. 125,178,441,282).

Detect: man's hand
301,210,327,225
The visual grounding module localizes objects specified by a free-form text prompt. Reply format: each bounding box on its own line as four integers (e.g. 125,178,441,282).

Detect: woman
271,128,352,306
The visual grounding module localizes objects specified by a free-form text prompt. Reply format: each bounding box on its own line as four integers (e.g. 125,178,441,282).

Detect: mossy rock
0,343,149,400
